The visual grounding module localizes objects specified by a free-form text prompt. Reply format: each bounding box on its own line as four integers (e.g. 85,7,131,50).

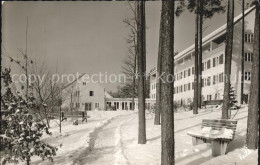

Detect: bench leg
192,137,205,146
211,141,228,157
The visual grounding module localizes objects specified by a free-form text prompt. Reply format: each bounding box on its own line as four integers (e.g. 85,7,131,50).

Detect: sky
1,1,252,92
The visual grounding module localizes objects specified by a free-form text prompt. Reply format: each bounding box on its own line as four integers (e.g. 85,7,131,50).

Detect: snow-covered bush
1,68,57,165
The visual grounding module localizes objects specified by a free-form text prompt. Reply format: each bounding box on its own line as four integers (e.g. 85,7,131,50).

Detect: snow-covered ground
28,110,135,165
25,106,257,165
120,105,258,165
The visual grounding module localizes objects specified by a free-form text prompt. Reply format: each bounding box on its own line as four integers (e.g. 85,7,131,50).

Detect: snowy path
73,113,136,165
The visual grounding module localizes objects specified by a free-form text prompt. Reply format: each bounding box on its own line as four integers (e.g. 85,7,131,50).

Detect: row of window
151,93,156,99
174,82,194,94
75,90,94,96
202,54,224,71
175,67,194,81
70,102,100,110
245,52,253,62
245,33,254,43
173,33,253,69
175,54,224,82
151,83,156,90
175,72,224,94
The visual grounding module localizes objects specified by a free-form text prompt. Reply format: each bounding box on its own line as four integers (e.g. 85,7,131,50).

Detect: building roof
174,6,255,61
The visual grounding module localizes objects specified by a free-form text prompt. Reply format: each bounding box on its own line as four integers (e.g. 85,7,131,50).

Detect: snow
14,105,257,165
28,110,135,165
118,105,257,165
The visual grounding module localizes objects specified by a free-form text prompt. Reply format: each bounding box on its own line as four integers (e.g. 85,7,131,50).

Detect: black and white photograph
1,0,259,164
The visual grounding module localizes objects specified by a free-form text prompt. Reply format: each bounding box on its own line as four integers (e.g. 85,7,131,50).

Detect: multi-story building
62,78,113,111
150,6,256,106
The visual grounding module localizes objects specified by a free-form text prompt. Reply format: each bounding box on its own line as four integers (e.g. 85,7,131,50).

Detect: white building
62,77,155,111
62,77,112,111
150,6,256,106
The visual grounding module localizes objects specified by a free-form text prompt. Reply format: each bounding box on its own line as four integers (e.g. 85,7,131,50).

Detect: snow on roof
174,6,256,60
105,91,113,98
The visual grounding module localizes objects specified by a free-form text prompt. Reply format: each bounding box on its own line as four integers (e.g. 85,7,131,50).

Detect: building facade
150,6,256,106
62,78,112,111
62,77,155,111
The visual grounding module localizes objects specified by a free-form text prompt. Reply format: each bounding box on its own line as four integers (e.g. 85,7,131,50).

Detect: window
245,52,253,62
180,72,183,79
75,91,80,96
192,67,195,75
184,70,187,78
207,77,211,86
213,75,217,85
219,54,224,64
89,91,94,96
95,103,100,109
207,95,212,101
83,82,86,85
85,103,92,111
188,83,191,91
213,58,216,67
245,34,254,43
207,60,211,69
244,72,251,81
188,68,191,76
180,85,183,93
76,103,80,108
219,72,224,83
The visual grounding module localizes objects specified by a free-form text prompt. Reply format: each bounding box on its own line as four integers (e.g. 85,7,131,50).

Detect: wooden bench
187,119,238,157
61,111,88,122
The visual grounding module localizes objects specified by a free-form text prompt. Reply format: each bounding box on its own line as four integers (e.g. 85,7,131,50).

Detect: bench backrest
62,111,86,117
202,100,223,106
201,119,238,139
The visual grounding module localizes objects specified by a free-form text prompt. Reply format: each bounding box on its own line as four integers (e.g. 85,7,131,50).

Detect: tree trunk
160,1,175,165
193,0,199,114
136,1,146,144
132,53,137,111
198,0,203,109
222,0,234,119
246,3,259,150
154,13,163,125
240,0,245,104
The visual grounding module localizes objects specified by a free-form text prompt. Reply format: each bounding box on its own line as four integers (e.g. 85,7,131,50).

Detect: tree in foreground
154,11,163,125
222,0,235,119
240,0,245,104
160,1,175,164
1,68,57,165
246,0,259,150
136,0,146,144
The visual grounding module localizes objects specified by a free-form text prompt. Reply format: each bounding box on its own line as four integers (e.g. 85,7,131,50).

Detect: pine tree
160,1,175,164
